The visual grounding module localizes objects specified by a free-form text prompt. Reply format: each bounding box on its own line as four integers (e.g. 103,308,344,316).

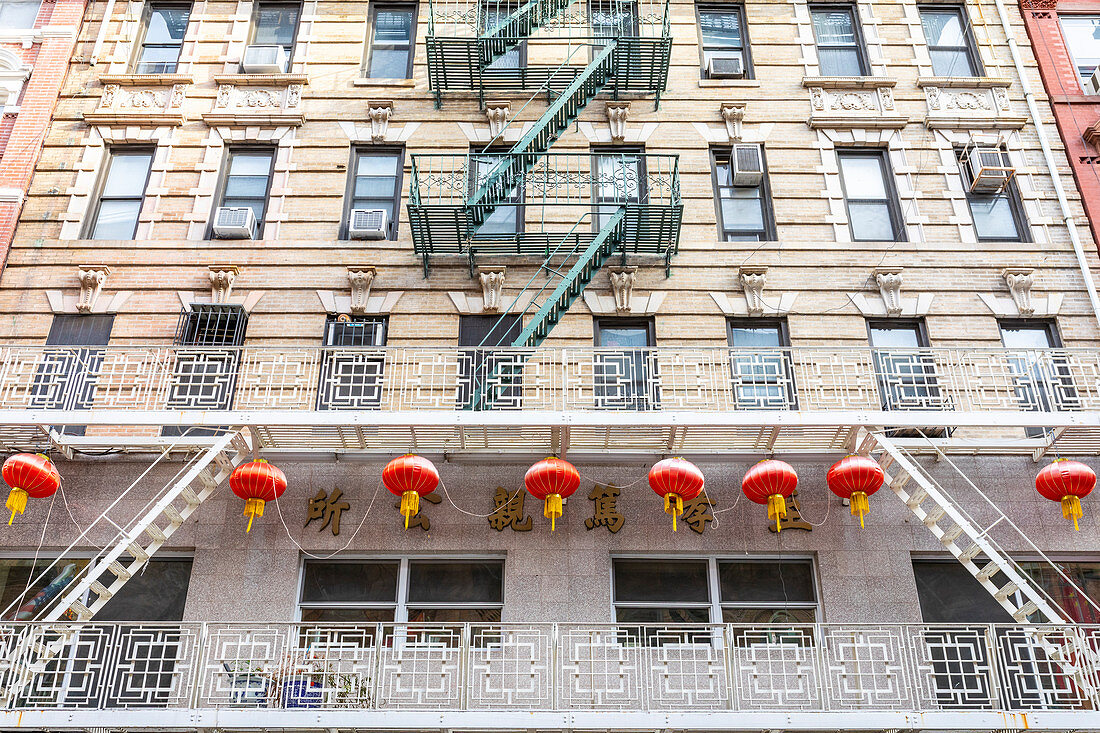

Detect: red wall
1021,0,1100,250
0,0,87,267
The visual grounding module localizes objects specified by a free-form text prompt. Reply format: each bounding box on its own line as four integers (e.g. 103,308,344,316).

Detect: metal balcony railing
0,622,1096,713
0,345,1091,416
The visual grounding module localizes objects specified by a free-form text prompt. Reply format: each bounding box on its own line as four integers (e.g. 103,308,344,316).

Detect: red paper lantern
742,459,798,532
229,459,287,533
1036,459,1095,531
3,453,60,526
649,458,704,532
826,455,885,528
525,457,580,532
383,454,439,529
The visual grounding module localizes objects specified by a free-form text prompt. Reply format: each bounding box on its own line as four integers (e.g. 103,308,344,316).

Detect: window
1019,561,1100,624
697,5,752,78
471,148,523,237
590,0,639,44
837,150,905,242
868,319,947,412
30,314,115,436
999,321,1075,433
87,150,153,240
317,316,387,410
612,558,818,624
594,318,658,410
920,6,980,77
249,1,300,70
1059,15,1100,90
913,560,1013,623
592,148,645,230
0,0,40,28
134,4,191,74
366,4,417,79
727,318,795,409
711,147,774,241
956,148,1027,242
809,5,868,76
346,148,403,240
214,148,275,237
480,1,526,69
299,559,504,622
458,314,522,409
164,304,247,435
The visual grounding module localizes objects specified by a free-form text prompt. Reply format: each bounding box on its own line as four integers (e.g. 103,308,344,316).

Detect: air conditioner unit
967,147,1014,193
732,143,764,186
212,207,258,239
706,53,744,79
348,208,388,240
1088,67,1100,95
241,44,288,73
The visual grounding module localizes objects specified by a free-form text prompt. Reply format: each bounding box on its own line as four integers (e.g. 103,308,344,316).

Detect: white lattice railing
0,345,1095,416
0,622,1096,712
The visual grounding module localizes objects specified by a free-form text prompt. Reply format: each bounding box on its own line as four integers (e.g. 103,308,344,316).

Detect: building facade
0,0,1099,730
0,0,86,264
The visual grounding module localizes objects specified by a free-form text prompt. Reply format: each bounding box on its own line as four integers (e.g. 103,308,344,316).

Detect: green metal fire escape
410,0,678,406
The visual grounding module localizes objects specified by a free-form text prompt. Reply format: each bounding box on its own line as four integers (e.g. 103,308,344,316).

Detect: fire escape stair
1,430,254,706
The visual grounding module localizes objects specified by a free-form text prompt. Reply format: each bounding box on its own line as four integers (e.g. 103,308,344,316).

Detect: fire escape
408,0,679,369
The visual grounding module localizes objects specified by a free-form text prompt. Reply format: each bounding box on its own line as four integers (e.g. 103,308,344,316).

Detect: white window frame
295,554,506,622
610,554,821,623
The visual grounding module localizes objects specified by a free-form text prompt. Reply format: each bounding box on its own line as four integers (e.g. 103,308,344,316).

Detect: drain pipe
89,0,120,66
990,0,1100,332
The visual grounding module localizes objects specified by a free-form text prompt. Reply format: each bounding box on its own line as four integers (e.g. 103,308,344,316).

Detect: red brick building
1021,0,1100,248
0,0,86,266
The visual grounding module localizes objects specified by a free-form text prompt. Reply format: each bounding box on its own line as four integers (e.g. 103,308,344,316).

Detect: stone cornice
212,73,309,86
99,73,194,86
802,75,897,89
917,76,1015,89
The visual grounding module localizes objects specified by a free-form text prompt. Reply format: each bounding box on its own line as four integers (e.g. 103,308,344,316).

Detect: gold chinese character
767,487,812,532
397,491,441,531
488,487,532,532
585,484,625,533
681,494,715,535
305,488,350,536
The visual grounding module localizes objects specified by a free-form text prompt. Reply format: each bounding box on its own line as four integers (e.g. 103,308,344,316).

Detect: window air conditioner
732,143,764,186
212,207,258,239
706,53,744,79
966,147,1014,193
1088,67,1100,95
348,208,389,240
241,44,288,73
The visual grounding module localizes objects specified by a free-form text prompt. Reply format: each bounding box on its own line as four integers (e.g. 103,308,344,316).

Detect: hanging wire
438,476,525,518
270,479,384,561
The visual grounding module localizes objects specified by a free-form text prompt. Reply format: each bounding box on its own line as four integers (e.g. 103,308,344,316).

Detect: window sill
801,75,897,89
916,76,1013,89
353,77,416,87
698,78,761,88
213,73,309,86
99,73,194,86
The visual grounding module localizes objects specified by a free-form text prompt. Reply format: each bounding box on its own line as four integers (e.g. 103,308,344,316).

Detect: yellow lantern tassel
767,494,787,533
243,498,265,533
400,490,420,530
1061,495,1083,531
664,493,684,531
850,491,869,528
544,493,563,532
6,487,28,526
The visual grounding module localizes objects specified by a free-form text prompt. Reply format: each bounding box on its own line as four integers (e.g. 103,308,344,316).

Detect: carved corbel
348,266,377,315
1003,268,1035,316
873,267,904,317
738,266,768,316
208,265,240,304
720,102,746,142
608,267,637,313
76,265,111,313
368,100,393,142
606,101,631,143
478,266,506,312
485,101,510,138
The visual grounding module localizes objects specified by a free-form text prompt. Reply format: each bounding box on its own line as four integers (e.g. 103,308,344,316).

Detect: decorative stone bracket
84,82,187,126
720,102,746,142
874,267,904,317
608,266,637,313
77,265,111,314
486,101,510,138
208,265,240,304
348,266,377,315
478,266,506,312
847,267,935,318
739,266,767,316
1003,268,1034,316
606,102,630,143
709,267,798,317
978,268,1063,318
368,100,393,142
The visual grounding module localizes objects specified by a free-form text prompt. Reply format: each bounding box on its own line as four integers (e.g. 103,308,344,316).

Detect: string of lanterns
1,451,1095,534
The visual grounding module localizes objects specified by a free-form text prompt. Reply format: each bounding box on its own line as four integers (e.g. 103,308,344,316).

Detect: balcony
0,622,1095,730
1,345,1098,455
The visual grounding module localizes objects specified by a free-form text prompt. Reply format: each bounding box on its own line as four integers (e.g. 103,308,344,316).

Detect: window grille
174,303,248,346
165,305,247,427
30,315,115,435
317,316,388,410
